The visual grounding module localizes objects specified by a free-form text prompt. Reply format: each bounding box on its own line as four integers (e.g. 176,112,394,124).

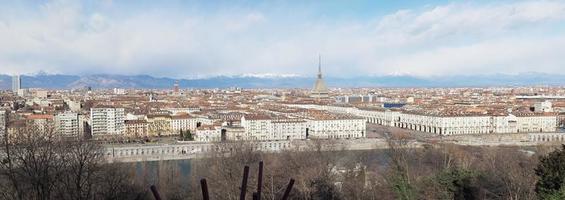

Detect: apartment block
90,107,125,135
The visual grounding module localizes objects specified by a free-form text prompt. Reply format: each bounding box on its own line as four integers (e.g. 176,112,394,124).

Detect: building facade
170,114,198,132
271,119,307,140
194,125,221,142
290,104,558,135
26,114,54,133
125,120,148,138
307,118,366,139
241,114,364,141
146,114,172,137
11,75,21,93
55,112,80,136
90,107,125,135
241,115,272,140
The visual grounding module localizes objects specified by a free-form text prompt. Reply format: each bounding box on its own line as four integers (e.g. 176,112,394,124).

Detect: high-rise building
173,80,179,93
311,55,329,98
11,75,21,93
90,107,125,135
55,112,80,136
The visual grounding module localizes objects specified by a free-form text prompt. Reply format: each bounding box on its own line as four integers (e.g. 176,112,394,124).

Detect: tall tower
317,55,322,79
173,80,179,93
311,55,329,98
11,75,21,93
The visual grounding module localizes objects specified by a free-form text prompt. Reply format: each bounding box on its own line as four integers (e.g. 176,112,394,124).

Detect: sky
0,0,564,78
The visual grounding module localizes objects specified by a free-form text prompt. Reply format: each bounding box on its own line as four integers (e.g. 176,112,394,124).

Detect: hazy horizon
3,70,565,79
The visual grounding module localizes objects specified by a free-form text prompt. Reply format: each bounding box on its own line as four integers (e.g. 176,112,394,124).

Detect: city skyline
2,1,565,199
1,0,565,78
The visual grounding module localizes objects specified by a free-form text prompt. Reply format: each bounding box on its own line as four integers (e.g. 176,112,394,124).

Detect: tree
535,145,565,199
55,139,104,200
435,168,478,200
190,141,262,199
184,130,194,141
0,123,143,200
311,176,342,200
385,130,417,200
0,124,65,200
541,186,565,200
479,147,537,200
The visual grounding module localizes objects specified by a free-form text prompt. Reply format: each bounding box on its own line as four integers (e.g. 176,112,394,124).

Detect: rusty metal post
257,161,263,200
200,178,210,200
281,179,295,200
240,165,250,200
150,185,162,200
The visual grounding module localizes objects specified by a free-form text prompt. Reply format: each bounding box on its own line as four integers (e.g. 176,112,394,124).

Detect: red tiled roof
26,114,53,120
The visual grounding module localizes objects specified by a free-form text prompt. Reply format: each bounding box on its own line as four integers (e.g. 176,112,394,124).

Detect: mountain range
0,73,563,89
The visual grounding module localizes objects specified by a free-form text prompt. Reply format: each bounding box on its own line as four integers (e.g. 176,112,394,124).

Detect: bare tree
0,123,144,200
55,139,104,200
0,124,65,200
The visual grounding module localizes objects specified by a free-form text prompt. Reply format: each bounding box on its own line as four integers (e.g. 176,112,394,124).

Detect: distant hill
0,73,563,89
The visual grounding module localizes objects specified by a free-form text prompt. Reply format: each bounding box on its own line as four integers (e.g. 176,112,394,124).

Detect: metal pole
281,179,295,200
200,178,210,200
240,165,250,200
150,185,162,200
257,161,263,200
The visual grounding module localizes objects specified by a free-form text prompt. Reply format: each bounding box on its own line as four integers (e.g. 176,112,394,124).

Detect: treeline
3,126,565,199
147,140,565,200
0,125,147,200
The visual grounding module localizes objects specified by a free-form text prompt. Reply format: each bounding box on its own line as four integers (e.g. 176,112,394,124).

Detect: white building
170,114,198,132
306,117,366,139
534,101,553,112
63,98,82,112
241,115,309,141
514,114,557,133
222,126,246,140
16,89,27,97
194,125,222,142
240,113,364,141
289,104,558,135
113,88,125,95
55,112,80,136
491,114,518,134
90,107,125,135
438,116,492,135
11,75,20,93
271,119,307,140
241,115,272,140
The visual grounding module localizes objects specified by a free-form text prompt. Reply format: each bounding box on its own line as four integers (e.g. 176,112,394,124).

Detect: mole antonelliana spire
317,55,322,79
311,54,329,98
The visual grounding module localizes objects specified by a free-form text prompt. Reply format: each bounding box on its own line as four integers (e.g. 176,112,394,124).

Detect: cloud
381,37,565,76
366,1,565,76
224,12,266,31
0,0,564,77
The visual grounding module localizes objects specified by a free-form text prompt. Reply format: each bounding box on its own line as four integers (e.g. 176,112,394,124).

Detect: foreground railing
149,161,295,200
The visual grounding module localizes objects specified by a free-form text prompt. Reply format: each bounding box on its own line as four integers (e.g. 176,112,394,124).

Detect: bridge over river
102,132,565,163
103,138,410,163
